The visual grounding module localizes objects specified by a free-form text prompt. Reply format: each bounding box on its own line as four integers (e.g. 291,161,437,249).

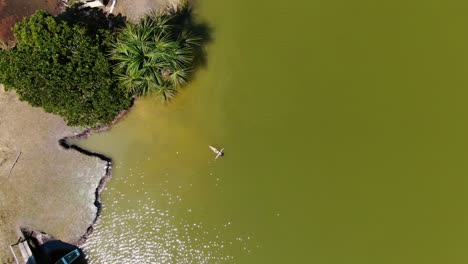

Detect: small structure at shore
9,228,87,264
9,236,32,264
81,0,106,8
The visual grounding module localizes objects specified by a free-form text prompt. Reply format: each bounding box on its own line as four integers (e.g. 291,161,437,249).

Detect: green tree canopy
0,10,131,127
111,7,203,101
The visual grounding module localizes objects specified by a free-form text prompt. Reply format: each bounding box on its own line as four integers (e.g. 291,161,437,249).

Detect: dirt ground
0,0,62,44
113,0,183,20
0,86,106,263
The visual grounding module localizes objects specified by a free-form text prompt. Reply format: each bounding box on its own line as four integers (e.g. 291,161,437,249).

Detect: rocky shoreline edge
44,101,134,247
58,138,112,246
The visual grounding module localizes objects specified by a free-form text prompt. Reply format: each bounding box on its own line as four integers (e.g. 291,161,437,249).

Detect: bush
0,10,131,127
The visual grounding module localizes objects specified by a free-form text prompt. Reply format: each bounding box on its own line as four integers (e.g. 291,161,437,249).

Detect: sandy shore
0,1,183,262
0,86,106,263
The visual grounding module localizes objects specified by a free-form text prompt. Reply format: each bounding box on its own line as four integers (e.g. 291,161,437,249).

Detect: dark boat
10,229,87,264
33,240,86,264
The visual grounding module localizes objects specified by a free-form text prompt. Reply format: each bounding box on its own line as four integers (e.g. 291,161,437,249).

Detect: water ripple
82,170,253,263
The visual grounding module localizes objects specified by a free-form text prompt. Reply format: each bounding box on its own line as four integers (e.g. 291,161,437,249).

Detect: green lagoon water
78,0,468,263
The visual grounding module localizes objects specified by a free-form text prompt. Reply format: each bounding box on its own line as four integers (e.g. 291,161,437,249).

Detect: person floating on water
209,146,224,159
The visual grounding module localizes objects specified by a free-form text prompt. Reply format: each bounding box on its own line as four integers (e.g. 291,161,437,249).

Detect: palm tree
111,7,201,101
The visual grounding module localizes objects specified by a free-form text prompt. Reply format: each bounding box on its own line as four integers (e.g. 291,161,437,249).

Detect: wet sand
0,86,106,263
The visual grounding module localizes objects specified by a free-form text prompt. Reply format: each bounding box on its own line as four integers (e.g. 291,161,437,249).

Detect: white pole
9,245,19,264
109,0,117,14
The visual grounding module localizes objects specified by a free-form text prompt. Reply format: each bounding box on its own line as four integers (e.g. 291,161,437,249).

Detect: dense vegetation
0,4,208,126
111,8,202,101
0,10,131,127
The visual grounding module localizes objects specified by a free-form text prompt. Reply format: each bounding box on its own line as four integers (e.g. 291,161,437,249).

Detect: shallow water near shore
77,0,468,263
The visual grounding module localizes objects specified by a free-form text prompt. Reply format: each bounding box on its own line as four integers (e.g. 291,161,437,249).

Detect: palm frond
111,11,200,101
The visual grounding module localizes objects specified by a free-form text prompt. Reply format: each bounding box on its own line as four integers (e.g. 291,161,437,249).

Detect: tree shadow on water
168,5,214,75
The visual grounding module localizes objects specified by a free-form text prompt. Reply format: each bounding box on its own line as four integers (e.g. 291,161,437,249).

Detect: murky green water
78,0,468,263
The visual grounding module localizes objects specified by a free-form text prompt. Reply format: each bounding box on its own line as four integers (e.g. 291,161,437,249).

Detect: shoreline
12,99,135,256
57,100,135,246
0,1,184,261
34,0,189,252
58,138,112,246
0,84,134,261
0,86,112,263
